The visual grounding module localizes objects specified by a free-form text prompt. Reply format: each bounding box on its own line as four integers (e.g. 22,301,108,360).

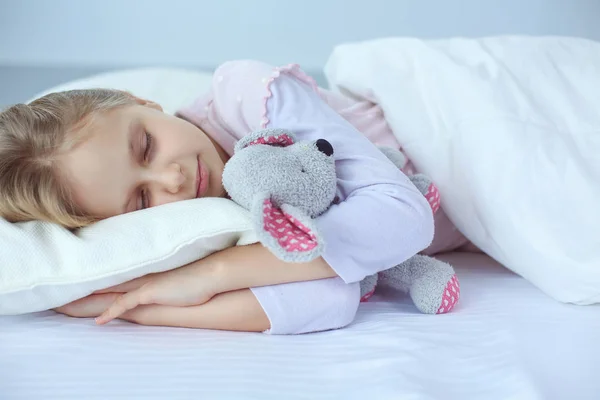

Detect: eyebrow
121,118,139,214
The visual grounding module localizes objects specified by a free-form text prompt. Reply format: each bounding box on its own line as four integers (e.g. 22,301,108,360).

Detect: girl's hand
95,262,221,325
54,293,121,318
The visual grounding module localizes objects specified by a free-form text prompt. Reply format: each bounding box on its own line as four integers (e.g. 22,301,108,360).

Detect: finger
95,288,151,325
93,275,152,294
54,293,120,318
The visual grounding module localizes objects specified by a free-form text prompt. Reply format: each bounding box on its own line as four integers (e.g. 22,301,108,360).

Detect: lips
196,157,209,198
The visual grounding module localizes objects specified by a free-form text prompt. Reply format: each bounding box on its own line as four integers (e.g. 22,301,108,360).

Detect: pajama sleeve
263,67,435,283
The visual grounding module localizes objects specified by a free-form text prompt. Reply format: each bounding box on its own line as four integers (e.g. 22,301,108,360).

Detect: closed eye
137,131,154,210
139,189,150,210
143,131,153,162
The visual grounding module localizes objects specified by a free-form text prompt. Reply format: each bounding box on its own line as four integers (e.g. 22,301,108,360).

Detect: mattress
0,252,597,400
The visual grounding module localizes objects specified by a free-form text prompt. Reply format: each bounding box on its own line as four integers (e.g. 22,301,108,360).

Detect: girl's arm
57,243,344,332
95,242,338,302
209,243,338,293
55,289,270,332
85,242,340,326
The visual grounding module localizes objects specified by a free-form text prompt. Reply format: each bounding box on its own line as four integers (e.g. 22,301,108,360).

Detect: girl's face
59,100,228,220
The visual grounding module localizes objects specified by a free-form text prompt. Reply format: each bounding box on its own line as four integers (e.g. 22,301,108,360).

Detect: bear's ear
250,192,324,263
234,129,296,153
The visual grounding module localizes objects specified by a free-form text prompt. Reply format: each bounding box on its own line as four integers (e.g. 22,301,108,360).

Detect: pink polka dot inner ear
262,199,318,253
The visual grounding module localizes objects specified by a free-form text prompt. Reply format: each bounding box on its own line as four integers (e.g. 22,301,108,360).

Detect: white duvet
325,36,600,305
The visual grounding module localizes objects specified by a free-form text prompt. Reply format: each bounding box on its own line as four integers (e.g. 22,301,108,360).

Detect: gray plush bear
223,128,460,314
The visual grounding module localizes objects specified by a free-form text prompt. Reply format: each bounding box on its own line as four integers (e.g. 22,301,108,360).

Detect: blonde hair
0,89,137,228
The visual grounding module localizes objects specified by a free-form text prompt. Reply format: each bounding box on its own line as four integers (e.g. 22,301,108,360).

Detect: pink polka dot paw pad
436,274,460,314
360,289,376,303
425,184,441,214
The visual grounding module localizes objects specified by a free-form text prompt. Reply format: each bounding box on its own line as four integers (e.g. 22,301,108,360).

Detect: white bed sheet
1,252,598,400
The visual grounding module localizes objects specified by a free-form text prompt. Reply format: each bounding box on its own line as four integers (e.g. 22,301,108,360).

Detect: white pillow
0,68,258,315
325,36,600,305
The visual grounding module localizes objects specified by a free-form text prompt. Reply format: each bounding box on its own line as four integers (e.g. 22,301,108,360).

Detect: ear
234,128,296,153
251,193,324,262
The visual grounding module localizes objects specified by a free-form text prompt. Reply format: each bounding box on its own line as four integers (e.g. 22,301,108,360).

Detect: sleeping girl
0,61,473,334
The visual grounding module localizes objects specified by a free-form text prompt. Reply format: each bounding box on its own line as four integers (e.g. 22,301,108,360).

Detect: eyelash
140,189,149,210
140,131,153,210
143,131,153,162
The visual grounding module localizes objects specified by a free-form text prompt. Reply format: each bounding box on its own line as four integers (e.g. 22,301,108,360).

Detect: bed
1,252,598,400
2,37,599,399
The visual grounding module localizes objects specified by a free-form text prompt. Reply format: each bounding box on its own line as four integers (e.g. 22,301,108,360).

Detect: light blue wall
1,0,600,71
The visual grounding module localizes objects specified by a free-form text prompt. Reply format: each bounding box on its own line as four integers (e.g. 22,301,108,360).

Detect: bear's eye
301,168,306,173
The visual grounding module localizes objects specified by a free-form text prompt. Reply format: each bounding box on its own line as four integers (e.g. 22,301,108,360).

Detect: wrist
211,260,228,294
205,249,236,294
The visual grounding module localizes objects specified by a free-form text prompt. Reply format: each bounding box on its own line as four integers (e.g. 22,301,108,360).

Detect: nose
156,163,185,194
316,139,334,156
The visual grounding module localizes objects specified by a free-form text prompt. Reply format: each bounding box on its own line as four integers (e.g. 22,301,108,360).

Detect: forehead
58,106,138,218
82,105,135,139
62,105,134,152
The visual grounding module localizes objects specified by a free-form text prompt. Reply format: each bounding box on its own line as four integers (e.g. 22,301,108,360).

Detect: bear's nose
316,139,334,156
